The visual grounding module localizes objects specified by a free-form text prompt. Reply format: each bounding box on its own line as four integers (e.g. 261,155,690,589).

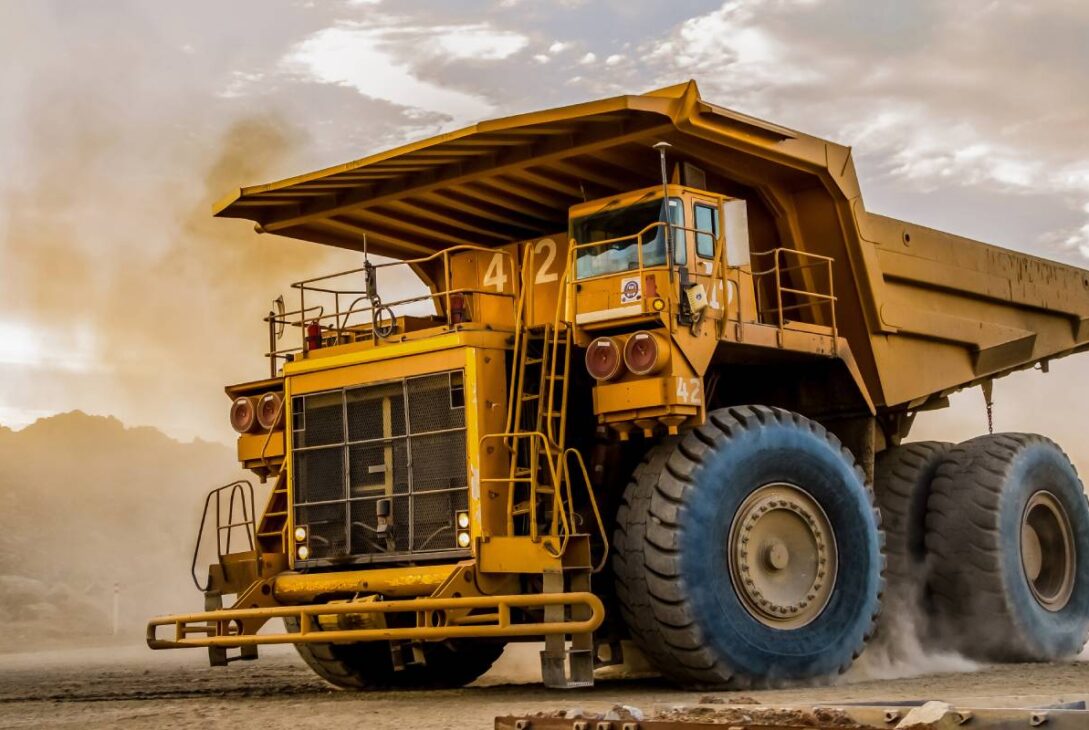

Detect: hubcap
728,483,838,629
1021,490,1076,612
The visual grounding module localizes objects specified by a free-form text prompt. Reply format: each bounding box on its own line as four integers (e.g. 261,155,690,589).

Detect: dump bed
215,80,1089,413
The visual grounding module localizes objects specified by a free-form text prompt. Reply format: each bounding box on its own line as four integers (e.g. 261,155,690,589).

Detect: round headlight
585,337,623,382
623,330,671,376
457,531,471,548
294,526,307,542
230,396,258,434
256,391,284,431
297,545,310,560
456,512,470,530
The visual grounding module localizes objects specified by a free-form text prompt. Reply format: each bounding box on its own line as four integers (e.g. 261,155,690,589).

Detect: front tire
284,617,504,690
614,405,884,687
926,433,1089,661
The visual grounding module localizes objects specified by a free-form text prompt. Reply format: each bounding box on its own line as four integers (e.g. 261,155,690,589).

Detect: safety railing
559,448,608,572
191,481,258,592
263,245,518,376
750,247,837,345
482,431,571,550
568,220,718,283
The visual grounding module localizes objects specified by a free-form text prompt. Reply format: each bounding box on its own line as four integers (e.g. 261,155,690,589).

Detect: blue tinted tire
926,433,1089,660
873,441,950,615
614,405,884,687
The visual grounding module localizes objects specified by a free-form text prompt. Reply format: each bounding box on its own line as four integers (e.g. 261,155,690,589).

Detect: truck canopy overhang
213,80,845,260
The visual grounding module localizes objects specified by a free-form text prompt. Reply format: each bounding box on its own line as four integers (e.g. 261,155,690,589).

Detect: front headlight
585,336,624,381
294,525,307,542
256,392,284,430
229,396,258,434
296,545,310,560
456,511,470,530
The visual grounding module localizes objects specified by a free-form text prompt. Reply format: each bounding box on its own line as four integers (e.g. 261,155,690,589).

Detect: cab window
572,196,685,279
694,203,719,259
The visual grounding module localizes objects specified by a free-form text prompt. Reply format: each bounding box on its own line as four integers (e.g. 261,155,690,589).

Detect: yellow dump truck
148,81,1089,689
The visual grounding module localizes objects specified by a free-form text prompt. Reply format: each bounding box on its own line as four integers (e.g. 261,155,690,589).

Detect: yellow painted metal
272,564,456,601
478,536,566,574
147,591,605,649
236,431,283,463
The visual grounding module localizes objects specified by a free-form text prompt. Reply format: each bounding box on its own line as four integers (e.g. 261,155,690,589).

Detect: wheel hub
728,483,838,629
1021,490,1076,612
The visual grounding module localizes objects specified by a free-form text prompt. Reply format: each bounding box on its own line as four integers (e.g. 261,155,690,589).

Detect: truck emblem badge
620,277,641,304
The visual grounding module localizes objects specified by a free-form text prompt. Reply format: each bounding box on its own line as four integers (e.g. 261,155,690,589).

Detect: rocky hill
0,412,248,651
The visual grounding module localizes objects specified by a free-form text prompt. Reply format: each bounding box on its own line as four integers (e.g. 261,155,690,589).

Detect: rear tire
926,433,1089,661
614,405,884,687
873,441,950,611
283,617,504,690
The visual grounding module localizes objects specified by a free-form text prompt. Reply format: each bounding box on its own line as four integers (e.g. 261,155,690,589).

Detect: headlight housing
229,396,258,434
256,392,284,430
585,337,623,381
623,330,671,376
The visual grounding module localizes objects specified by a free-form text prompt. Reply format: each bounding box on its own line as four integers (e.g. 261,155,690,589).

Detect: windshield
572,197,684,279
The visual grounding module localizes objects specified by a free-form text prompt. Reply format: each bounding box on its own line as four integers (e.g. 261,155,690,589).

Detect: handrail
560,448,608,572
191,480,258,592
263,245,518,375
749,247,837,348
482,431,571,554
568,220,718,283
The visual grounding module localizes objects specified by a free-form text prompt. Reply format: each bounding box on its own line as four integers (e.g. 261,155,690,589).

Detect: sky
1,0,1088,453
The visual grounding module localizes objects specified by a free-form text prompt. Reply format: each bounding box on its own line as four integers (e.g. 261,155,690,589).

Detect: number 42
675,377,702,404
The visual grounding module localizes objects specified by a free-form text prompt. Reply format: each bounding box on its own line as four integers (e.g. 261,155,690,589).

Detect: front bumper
146,591,604,650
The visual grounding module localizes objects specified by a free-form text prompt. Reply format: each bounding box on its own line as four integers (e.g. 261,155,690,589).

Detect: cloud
641,0,1089,259
283,23,490,123
434,24,528,60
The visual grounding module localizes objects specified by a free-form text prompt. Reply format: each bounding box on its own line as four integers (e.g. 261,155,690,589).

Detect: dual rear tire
874,433,1089,662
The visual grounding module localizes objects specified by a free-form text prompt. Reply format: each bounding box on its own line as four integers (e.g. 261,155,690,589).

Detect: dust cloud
0,2,435,442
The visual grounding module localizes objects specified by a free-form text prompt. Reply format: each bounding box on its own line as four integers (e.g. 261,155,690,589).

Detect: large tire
613,438,705,682
873,441,951,610
283,617,504,690
926,433,1089,661
615,405,884,687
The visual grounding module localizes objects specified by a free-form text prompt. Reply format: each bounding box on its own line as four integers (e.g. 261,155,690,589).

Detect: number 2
534,239,558,284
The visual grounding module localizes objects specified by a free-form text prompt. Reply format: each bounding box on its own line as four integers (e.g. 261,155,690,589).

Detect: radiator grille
292,370,469,566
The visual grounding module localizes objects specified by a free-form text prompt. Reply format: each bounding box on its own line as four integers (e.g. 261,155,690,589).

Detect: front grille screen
292,370,468,565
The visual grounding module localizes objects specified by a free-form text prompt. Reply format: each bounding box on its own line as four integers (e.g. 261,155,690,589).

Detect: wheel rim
728,483,838,629
1021,490,1076,612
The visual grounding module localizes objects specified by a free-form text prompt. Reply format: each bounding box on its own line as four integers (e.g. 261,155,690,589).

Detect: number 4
483,252,508,292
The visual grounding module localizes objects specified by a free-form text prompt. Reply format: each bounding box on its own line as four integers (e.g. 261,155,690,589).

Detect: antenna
653,141,674,274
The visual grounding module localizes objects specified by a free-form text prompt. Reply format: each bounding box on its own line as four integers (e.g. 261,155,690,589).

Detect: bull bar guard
147,591,604,650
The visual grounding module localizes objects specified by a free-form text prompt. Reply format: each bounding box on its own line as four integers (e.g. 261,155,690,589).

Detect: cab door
690,193,724,321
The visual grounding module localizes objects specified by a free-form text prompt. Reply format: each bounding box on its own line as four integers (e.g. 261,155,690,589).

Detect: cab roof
214,80,853,260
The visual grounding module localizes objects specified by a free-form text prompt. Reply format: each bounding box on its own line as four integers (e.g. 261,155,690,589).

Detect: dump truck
148,81,1089,689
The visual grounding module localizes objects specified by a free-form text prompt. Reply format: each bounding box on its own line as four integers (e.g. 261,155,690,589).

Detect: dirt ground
1,644,1087,729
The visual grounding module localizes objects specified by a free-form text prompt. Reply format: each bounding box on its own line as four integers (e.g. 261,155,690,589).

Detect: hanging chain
982,381,995,435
